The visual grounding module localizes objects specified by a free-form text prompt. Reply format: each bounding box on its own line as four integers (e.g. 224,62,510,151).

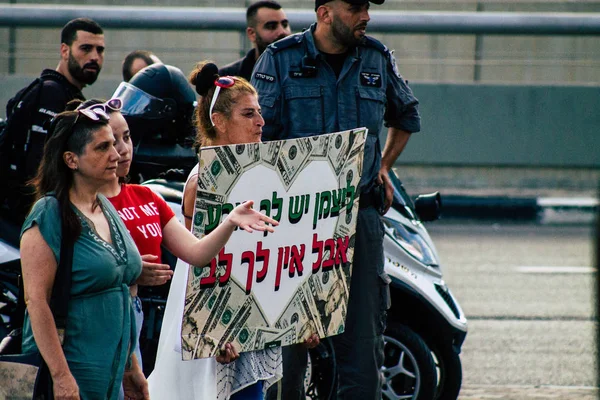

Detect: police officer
252,0,421,398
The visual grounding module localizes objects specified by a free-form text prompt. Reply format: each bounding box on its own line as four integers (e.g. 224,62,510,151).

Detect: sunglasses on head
209,76,235,126
75,98,123,121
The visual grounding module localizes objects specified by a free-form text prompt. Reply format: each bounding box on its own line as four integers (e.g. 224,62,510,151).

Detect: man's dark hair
60,18,103,46
246,0,283,27
122,50,157,82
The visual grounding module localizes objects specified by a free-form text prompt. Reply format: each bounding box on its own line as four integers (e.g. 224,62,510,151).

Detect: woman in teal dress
20,105,149,399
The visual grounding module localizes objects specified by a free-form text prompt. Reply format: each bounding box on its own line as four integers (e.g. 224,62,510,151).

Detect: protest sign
181,128,367,360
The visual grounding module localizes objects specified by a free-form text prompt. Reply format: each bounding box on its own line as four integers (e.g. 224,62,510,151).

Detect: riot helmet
113,63,197,147
112,63,198,183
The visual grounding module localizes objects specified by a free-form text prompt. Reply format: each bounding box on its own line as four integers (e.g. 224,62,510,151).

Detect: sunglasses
209,77,235,126
76,98,123,121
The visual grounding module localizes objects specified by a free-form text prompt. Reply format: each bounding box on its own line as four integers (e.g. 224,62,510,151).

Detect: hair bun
195,63,219,96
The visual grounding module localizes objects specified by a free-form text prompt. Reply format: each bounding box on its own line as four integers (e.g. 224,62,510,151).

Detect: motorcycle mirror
414,192,442,222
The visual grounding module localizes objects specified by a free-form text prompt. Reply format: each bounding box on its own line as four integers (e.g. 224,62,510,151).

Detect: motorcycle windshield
389,170,417,220
113,82,175,120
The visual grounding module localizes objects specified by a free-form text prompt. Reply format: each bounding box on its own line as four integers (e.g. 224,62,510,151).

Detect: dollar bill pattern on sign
254,325,297,349
183,129,367,358
234,142,262,170
195,190,226,205
309,134,330,160
198,146,243,199
327,127,366,177
273,283,326,343
276,137,313,190
261,140,283,169
306,267,348,336
182,278,269,359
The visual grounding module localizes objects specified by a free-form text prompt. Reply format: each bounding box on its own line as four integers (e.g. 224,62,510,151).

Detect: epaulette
364,36,402,78
269,33,303,54
364,36,390,55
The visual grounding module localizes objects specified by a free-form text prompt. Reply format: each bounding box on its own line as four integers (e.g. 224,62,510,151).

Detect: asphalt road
426,221,598,399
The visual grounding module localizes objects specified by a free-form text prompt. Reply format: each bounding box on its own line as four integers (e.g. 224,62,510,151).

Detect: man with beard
219,1,291,80
252,1,420,398
0,17,104,229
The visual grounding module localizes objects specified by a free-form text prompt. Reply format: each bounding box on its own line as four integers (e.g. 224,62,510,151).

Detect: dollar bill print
276,137,313,190
195,190,226,205
347,128,367,157
198,146,243,198
254,325,296,349
333,131,362,266
261,140,283,168
327,128,367,177
182,129,367,359
233,142,262,170
309,134,330,160
309,250,350,328
274,284,325,341
182,278,269,359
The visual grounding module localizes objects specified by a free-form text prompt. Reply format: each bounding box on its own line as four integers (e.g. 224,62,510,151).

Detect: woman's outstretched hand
227,201,278,233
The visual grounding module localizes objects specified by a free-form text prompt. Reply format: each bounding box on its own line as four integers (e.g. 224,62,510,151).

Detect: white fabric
147,257,217,399
148,164,282,399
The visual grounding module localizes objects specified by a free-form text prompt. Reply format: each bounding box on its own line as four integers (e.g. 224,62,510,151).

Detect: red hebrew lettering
241,251,255,295
334,236,350,265
217,248,233,285
312,234,323,273
322,238,335,271
283,246,291,269
255,242,270,283
274,247,285,291
289,244,306,277
200,258,217,288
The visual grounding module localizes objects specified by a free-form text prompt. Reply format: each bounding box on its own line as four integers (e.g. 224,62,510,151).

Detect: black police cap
315,0,385,11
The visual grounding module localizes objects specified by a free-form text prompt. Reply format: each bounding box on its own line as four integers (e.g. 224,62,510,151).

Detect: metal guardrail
0,4,600,35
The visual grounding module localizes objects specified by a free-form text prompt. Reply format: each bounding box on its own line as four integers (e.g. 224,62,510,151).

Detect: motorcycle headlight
382,217,439,267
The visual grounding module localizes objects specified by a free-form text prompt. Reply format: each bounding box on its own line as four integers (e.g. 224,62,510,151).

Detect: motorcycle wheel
382,323,437,400
431,344,462,400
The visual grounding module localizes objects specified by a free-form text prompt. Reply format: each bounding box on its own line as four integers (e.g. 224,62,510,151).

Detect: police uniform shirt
251,23,421,192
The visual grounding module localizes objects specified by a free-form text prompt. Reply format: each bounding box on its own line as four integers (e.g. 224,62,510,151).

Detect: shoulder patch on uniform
254,72,276,83
269,33,303,54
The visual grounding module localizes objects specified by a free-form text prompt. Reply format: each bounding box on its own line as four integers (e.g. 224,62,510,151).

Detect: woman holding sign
183,63,282,400
151,62,318,400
